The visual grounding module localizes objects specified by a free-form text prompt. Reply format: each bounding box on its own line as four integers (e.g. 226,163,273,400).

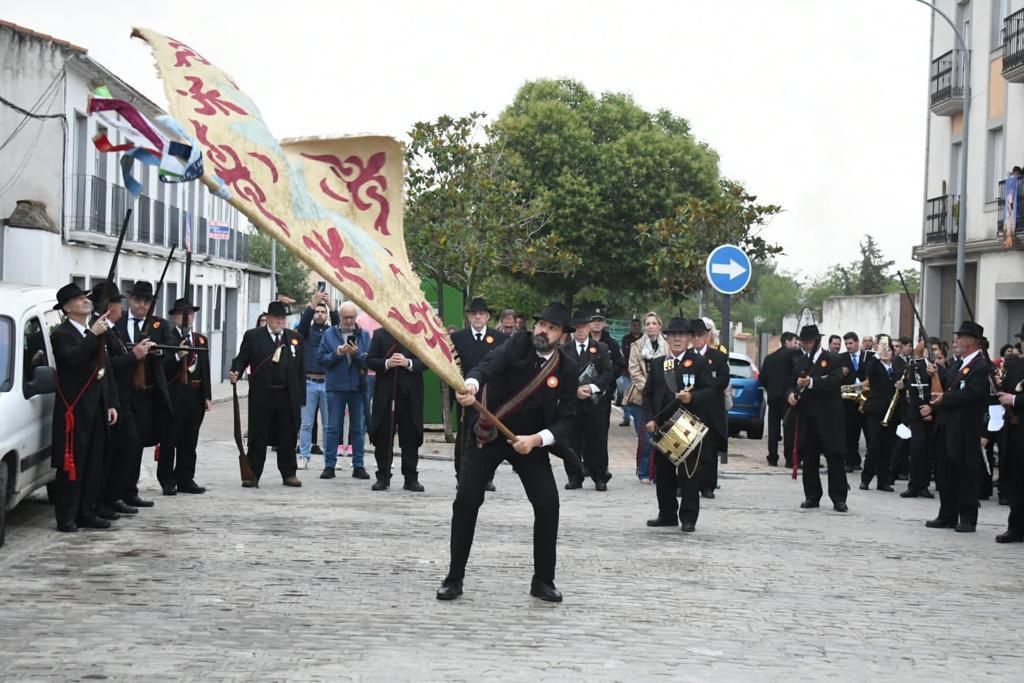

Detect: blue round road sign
705,245,752,296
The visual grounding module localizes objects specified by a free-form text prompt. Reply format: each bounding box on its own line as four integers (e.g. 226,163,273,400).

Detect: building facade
0,21,273,382
915,0,1024,344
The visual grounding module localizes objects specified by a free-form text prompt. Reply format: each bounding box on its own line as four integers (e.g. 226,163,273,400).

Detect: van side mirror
25,365,57,398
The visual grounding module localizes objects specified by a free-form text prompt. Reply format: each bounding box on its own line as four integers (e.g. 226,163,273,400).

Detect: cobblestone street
2,400,1023,681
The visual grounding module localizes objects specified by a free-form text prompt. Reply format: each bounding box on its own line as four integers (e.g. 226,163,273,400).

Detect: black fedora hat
534,302,573,332
798,324,821,342
169,298,200,315
267,301,289,317
126,281,155,299
465,297,492,313
87,280,122,305
664,317,692,335
571,309,591,327
954,320,984,339
53,283,90,310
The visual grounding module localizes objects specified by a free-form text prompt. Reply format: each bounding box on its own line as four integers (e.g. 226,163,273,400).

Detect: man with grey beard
437,303,580,603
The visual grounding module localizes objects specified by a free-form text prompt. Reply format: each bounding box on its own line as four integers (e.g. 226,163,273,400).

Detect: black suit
789,348,848,505
932,353,990,526
99,322,140,507
366,328,426,480
159,326,212,487
50,320,117,526
838,349,871,469
447,331,579,584
903,357,935,494
564,336,614,485
1000,356,1024,534
760,346,797,465
231,326,306,482
642,351,715,525
114,314,174,499
861,357,897,488
450,326,508,476
695,345,729,494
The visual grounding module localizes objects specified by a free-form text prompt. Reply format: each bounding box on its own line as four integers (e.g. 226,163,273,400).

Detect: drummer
641,318,717,532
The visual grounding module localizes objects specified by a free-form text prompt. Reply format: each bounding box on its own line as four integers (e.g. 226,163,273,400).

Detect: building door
223,287,238,381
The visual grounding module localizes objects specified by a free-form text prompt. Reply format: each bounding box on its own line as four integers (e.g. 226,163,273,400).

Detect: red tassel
64,409,77,482
154,443,161,462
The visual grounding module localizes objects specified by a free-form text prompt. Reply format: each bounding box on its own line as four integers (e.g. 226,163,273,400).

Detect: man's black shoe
95,505,120,521
530,579,563,603
403,476,425,492
311,445,323,455
595,480,608,492
485,480,496,492
124,495,154,508
320,468,336,480
800,500,820,509
57,522,79,533
833,502,848,513
999,495,1009,506
241,480,259,488
859,482,870,491
352,467,370,480
282,476,302,487
845,465,855,473
646,517,677,527
900,489,920,498
700,489,715,499
77,514,112,530
564,480,583,490
619,418,630,427
371,475,390,491
436,578,463,600
925,518,956,529
877,485,894,492
995,530,1024,543
955,522,977,533
783,461,793,469
177,481,206,494
111,500,139,514
919,488,935,499
766,456,779,466
853,464,863,471
161,483,177,496
680,521,696,532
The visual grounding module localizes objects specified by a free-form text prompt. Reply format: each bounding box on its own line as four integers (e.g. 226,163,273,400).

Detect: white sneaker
298,457,309,470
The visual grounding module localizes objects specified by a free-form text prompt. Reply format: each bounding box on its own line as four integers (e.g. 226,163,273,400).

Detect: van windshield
0,316,12,392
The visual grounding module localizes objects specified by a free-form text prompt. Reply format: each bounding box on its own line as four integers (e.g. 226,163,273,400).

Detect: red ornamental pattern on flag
132,28,461,386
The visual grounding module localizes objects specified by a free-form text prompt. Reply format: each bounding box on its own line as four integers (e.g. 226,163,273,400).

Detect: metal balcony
1004,9,1024,82
925,194,959,244
930,49,967,116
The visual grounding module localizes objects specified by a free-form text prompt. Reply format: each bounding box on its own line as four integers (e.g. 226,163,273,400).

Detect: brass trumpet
841,381,870,413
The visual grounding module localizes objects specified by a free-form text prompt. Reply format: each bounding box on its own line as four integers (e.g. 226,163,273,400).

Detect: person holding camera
318,301,371,480
297,286,339,469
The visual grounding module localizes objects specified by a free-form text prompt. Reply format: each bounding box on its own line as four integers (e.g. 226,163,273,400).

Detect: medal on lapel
290,338,298,358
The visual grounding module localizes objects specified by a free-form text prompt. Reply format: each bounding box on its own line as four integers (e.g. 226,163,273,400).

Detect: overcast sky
6,0,932,281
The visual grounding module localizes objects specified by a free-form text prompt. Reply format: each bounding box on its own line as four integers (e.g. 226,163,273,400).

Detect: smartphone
316,280,327,293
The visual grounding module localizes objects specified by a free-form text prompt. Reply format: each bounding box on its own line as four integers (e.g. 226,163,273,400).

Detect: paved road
2,402,1023,681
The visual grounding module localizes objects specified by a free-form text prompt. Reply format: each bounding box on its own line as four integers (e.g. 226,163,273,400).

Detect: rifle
132,246,176,389
93,207,134,378
898,272,944,401
232,383,257,484
956,279,976,322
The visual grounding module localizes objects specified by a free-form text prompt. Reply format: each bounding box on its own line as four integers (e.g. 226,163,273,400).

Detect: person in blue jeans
297,296,337,468
319,301,371,480
626,312,666,482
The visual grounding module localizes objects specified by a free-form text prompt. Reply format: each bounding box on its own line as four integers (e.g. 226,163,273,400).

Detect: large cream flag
131,28,462,389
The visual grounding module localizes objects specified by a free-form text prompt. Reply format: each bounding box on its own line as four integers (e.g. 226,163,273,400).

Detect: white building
0,20,273,382
915,0,1024,344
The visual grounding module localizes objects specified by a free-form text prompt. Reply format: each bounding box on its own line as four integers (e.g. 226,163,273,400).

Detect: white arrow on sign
710,258,747,280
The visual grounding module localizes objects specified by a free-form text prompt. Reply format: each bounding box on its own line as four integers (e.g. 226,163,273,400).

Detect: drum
652,408,708,468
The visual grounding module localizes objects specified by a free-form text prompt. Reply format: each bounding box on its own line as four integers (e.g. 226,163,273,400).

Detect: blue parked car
728,352,765,440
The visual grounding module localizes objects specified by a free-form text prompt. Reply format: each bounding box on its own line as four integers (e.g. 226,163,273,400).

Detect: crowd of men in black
759,322,1024,540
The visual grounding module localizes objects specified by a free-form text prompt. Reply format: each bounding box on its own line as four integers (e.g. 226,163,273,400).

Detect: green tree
247,230,310,302
491,80,721,307
854,234,895,295
405,112,578,323
635,179,783,309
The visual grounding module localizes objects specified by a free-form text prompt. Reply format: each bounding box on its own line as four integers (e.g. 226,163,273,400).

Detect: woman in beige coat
625,312,667,482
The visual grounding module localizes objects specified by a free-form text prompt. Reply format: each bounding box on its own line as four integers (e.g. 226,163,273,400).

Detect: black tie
133,318,142,343
579,343,586,357
476,333,482,342
274,333,281,347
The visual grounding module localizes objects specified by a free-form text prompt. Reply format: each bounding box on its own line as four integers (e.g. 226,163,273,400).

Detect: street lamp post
915,0,970,329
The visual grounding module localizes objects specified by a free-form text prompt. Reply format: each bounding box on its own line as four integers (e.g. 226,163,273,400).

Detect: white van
0,283,61,548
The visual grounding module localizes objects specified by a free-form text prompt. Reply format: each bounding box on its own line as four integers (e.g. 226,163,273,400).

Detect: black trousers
1005,423,1024,533
934,425,980,524
102,409,137,506
447,441,559,583
371,406,420,478
159,386,205,486
843,403,866,467
565,407,609,483
653,446,702,525
698,430,721,493
767,397,795,463
54,412,106,525
907,418,934,493
799,414,848,504
862,414,895,488
247,389,298,481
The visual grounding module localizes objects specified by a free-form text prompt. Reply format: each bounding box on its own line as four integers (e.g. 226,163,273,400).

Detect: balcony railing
67,174,113,233
137,196,151,243
168,207,180,248
996,178,1024,236
197,216,208,255
153,200,166,246
930,49,968,116
925,194,959,244
1004,9,1024,82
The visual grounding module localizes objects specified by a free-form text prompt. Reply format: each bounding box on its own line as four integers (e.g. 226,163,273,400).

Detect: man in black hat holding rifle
564,308,614,490
438,303,579,603
230,301,305,487
50,283,119,532
787,324,849,512
921,320,990,533
451,297,507,487
114,280,172,507
159,298,211,496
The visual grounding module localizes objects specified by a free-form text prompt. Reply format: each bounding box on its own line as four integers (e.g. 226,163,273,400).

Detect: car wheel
0,461,9,548
748,425,764,440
